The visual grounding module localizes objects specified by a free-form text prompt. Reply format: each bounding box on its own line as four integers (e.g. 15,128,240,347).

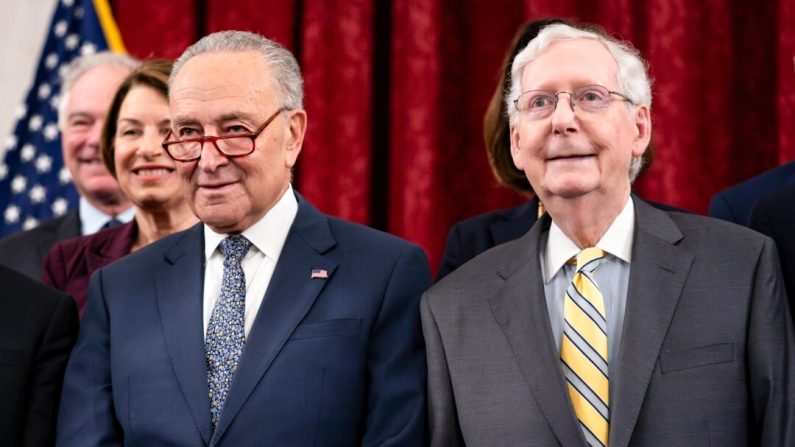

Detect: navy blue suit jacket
709,161,795,226
57,194,431,446
750,183,795,320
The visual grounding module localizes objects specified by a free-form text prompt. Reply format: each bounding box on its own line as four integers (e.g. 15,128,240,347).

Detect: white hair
57,51,138,129
170,30,304,110
505,24,653,181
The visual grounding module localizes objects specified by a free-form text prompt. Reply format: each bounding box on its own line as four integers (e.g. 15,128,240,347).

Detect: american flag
0,0,125,237
310,268,329,279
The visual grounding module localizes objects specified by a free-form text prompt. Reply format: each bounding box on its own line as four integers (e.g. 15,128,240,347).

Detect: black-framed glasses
513,85,636,119
161,107,288,162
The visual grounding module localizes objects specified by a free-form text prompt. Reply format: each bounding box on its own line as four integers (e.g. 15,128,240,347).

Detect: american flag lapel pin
310,268,329,279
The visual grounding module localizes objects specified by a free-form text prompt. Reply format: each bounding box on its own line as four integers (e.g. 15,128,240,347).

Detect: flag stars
38,83,52,100
0,164,7,180
54,21,68,38
65,34,79,50
14,104,27,119
62,0,74,7
29,185,47,203
80,42,96,56
35,155,53,173
11,175,27,194
52,198,68,216
44,124,59,141
28,115,43,132
20,144,36,162
75,6,84,18
4,136,17,150
59,167,72,183
4,206,20,224
49,94,61,111
22,217,39,231
45,52,59,69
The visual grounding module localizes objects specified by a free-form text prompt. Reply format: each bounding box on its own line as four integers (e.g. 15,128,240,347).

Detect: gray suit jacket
0,210,80,280
422,198,795,446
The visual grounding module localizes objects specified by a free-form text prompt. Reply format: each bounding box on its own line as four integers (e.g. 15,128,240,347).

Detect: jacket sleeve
24,293,78,447
747,237,795,444
57,269,122,447
421,292,465,447
362,244,431,446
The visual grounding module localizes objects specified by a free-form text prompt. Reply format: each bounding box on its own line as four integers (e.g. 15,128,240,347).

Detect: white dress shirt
202,185,298,338
540,196,635,395
79,197,135,235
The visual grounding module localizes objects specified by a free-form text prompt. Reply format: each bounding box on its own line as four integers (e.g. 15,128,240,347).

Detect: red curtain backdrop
112,0,795,272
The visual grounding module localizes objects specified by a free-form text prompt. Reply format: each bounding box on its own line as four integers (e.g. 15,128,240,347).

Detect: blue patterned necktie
206,235,252,428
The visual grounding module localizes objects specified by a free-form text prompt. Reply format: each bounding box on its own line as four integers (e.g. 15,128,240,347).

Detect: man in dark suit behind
0,264,78,446
708,161,795,226
0,52,137,279
422,23,795,446
57,31,430,446
749,183,795,319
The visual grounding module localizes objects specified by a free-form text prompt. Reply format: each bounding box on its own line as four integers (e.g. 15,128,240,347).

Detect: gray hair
506,24,652,181
170,30,304,110
57,51,138,129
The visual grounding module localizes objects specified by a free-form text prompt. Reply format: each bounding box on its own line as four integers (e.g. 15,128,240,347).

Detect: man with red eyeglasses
58,31,430,446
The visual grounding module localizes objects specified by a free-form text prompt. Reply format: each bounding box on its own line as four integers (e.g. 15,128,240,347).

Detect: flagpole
92,0,126,53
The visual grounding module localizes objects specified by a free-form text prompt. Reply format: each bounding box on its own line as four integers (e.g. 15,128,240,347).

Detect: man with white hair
58,31,430,446
422,23,795,446
0,52,137,279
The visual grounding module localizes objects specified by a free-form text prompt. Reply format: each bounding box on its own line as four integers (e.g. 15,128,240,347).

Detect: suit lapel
212,196,337,443
488,216,585,447
154,224,213,445
608,198,692,447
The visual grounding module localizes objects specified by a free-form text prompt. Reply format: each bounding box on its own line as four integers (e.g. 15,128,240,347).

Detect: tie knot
219,235,252,262
575,247,605,272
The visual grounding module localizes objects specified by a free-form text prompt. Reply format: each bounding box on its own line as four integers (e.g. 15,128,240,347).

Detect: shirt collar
79,197,135,235
544,196,635,283
203,184,298,262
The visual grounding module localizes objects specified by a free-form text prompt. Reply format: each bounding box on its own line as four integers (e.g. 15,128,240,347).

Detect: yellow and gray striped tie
560,247,609,446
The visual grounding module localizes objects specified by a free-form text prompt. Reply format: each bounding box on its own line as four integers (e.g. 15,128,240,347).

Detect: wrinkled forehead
520,39,620,90
169,52,276,124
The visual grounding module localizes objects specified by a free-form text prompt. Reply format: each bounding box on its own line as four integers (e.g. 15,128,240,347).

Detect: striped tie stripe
561,247,609,447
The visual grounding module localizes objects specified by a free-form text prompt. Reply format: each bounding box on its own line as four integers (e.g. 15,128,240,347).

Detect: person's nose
197,139,229,172
138,129,166,158
550,92,578,135
86,120,104,148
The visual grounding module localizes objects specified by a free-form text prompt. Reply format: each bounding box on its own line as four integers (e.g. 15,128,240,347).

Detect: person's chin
81,179,125,200
201,214,247,233
545,177,600,200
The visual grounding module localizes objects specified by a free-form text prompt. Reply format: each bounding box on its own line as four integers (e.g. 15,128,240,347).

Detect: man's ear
284,109,307,168
510,124,525,170
631,105,651,158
